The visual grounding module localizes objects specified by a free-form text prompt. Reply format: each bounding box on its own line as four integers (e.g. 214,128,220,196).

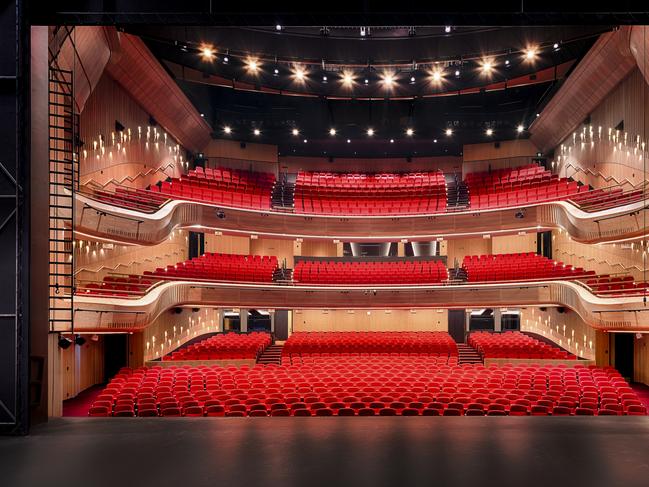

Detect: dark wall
274,310,289,341
448,310,466,343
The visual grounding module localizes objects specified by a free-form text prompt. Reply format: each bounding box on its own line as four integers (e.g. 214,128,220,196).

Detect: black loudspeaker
494,141,500,149
240,141,247,149
172,308,183,314
192,308,200,313
557,307,566,314
539,307,547,312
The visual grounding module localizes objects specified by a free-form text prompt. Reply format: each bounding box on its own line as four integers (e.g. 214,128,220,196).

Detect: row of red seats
193,166,275,184
81,274,154,298
295,197,446,215
283,332,458,356
163,332,271,361
570,187,645,212
462,253,596,282
464,164,547,184
468,331,574,360
88,186,168,212
89,360,646,417
297,171,445,187
144,253,277,283
294,260,448,284
585,275,649,296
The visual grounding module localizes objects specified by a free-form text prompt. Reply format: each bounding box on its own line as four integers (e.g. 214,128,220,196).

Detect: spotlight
216,209,226,219
410,76,416,84
273,68,279,76
364,78,369,85
75,335,87,346
292,128,299,136
360,26,367,37
58,336,72,350
342,71,355,86
223,56,229,64
199,44,216,61
367,128,375,136
515,209,526,219
329,128,336,136
346,139,351,144
246,58,259,72
433,139,438,143
524,46,538,61
275,24,282,31
382,72,395,87
445,25,452,33
224,126,232,134
406,128,414,136
517,124,525,133
303,139,308,143
293,66,306,81
200,113,205,117
536,113,540,118
481,59,493,73
553,42,561,51
445,128,453,136
390,139,395,143
431,70,443,82
322,75,328,83
486,128,493,136
253,128,261,136
454,69,460,78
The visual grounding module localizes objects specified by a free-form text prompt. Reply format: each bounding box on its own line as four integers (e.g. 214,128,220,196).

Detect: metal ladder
48,67,78,333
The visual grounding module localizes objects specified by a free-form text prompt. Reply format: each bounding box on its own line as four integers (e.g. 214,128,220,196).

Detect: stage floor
1,418,648,487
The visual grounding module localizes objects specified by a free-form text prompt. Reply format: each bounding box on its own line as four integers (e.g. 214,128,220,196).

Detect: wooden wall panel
293,309,448,332
59,337,105,400
554,69,649,189
634,334,649,385
250,238,295,267
298,240,338,257
520,307,596,360
445,237,492,267
204,234,250,255
79,73,185,186
491,233,538,255
553,230,645,281
462,139,538,164
279,155,462,174
204,139,279,165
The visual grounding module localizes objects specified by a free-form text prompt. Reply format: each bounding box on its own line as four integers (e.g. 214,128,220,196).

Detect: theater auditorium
2,3,649,487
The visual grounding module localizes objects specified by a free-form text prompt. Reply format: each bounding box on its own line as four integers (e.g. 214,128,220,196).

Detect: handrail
74,250,186,276
564,163,641,188
553,249,649,274
81,161,178,189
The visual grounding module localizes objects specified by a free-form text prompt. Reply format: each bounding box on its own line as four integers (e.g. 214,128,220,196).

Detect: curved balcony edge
67,280,649,333
74,194,649,245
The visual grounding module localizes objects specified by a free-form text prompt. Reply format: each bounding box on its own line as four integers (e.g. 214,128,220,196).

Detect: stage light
445,128,453,136
224,126,232,134
276,24,282,31
273,68,279,75
381,72,395,87
199,44,216,61
253,128,261,136
293,66,306,81
367,128,375,136
524,46,538,61
481,59,493,73
486,128,494,136
329,128,337,136
360,27,367,37
292,128,299,136
58,336,72,350
322,75,328,82
454,69,460,77
347,139,351,143
410,76,416,84
406,128,414,136
364,78,369,85
390,139,394,143
504,59,510,67
342,71,355,86
246,58,260,72
303,139,308,143
433,139,438,143
445,25,452,33
75,335,87,346
431,69,443,83
517,124,525,133
223,56,229,64
553,42,561,51
200,113,205,117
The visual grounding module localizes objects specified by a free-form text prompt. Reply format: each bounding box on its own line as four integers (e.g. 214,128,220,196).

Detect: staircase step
257,344,284,365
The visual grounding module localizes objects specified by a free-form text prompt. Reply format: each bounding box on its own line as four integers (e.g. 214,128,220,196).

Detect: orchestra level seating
468,331,574,360
163,332,271,361
88,359,646,417
294,170,447,215
294,259,448,285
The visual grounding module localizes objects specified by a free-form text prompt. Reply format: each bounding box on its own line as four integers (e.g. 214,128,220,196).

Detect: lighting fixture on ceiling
292,128,299,136
342,71,355,86
524,46,538,61
275,24,282,31
303,139,308,143
246,58,260,72
390,139,395,143
367,128,375,136
481,59,493,73
199,44,216,61
445,128,453,136
517,124,525,133
329,128,337,136
406,128,414,136
293,66,306,81
486,128,494,136
444,25,452,33
381,72,395,87
253,128,261,136
224,126,232,134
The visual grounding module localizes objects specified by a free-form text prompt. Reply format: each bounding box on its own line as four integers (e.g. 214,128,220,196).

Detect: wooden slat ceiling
105,32,212,152
529,27,638,153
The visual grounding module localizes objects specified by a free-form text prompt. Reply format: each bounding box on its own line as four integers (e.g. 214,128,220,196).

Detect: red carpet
62,385,104,417
631,383,649,410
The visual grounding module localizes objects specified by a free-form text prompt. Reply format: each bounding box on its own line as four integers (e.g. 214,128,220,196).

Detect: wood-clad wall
75,230,188,282
292,309,448,332
554,69,649,189
79,74,185,187
491,233,538,255
204,139,279,167
520,307,596,360
462,139,539,175
552,230,645,281
250,238,295,267
445,237,492,267
58,337,105,402
298,240,339,257
279,155,463,174
204,234,250,255
634,334,649,385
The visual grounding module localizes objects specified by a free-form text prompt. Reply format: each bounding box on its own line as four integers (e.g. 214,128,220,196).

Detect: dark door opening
104,334,128,383
614,333,634,381
469,309,495,331
448,310,466,343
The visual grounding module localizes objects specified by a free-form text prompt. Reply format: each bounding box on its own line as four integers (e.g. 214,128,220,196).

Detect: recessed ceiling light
329,128,336,136
292,128,299,136
253,128,261,136
486,128,493,136
445,128,453,136
346,139,351,143
224,126,232,134
406,128,414,136
390,138,395,143
517,124,525,133
367,128,375,136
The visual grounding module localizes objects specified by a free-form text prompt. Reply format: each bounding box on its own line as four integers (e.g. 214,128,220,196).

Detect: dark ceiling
127,25,609,157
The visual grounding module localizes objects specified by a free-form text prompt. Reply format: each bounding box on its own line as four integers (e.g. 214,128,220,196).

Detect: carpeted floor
62,385,104,417
631,383,649,410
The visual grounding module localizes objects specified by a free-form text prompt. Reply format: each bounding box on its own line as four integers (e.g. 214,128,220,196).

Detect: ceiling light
524,46,538,60
481,59,493,73
454,69,460,77
517,124,525,133
200,113,205,117
431,70,443,82
347,139,351,143
445,26,452,33
486,128,493,136
294,66,306,81
275,24,282,31
329,128,336,136
445,128,453,136
382,72,395,86
253,128,261,136
303,139,308,143
360,27,367,37
273,68,279,75
410,76,416,84
367,128,375,136
364,78,369,85
199,44,216,61
322,75,328,82
553,42,561,51
390,138,394,143
342,71,355,86
433,139,438,143
536,113,540,117
246,58,259,72
223,56,229,64
292,128,299,136
224,126,232,134
406,128,414,136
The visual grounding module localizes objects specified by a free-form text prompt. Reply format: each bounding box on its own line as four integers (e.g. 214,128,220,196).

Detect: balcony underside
75,194,648,244
68,280,648,333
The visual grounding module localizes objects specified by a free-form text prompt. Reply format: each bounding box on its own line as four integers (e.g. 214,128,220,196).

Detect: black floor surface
1,418,648,487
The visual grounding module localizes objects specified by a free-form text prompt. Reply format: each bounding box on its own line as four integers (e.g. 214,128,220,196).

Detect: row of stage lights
197,42,556,88
220,124,527,140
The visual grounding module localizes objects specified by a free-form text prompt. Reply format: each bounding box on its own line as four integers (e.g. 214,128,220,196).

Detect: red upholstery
570,187,645,212
282,332,458,358
466,164,581,209
164,332,271,361
294,170,447,215
294,259,448,285
91,360,643,418
468,331,574,360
